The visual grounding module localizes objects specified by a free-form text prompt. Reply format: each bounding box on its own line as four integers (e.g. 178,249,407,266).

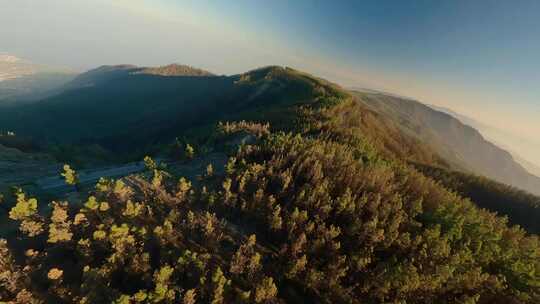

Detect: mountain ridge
1,64,540,303
3,63,538,195
353,90,540,195
428,104,540,178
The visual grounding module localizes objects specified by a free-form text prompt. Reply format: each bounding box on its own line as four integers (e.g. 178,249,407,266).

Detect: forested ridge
353,90,540,196
415,164,540,234
1,67,539,303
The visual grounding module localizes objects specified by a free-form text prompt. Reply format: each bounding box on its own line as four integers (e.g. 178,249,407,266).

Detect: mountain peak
137,64,215,77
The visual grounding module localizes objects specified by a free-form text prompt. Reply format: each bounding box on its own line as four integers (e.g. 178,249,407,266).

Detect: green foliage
417,164,540,234
182,289,196,304
254,277,278,303
144,155,157,171
218,121,270,138
353,90,540,196
0,169,279,303
0,239,36,302
8,190,38,220
84,196,99,210
1,66,540,304
205,116,540,302
0,65,348,165
210,267,230,304
185,144,195,159
61,164,79,186
47,202,73,243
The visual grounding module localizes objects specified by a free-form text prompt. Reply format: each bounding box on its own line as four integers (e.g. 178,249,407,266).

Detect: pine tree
61,164,79,188
206,163,214,177
185,144,195,159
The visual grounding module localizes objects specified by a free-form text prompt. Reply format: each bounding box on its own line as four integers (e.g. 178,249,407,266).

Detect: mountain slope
353,90,540,195
1,66,539,303
0,65,232,146
429,104,540,178
63,64,213,90
0,65,343,158
415,163,540,234
514,155,540,177
3,63,538,196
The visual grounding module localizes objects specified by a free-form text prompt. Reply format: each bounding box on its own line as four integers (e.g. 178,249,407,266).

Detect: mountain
64,64,214,89
429,104,540,178
352,90,540,196
62,64,137,89
428,104,490,132
0,64,229,146
514,154,540,177
2,63,538,195
3,63,539,194
137,64,215,77
414,163,540,232
0,65,339,159
0,54,75,104
1,65,539,303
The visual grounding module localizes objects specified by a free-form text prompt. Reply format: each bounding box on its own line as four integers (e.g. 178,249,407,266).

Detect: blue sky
1,0,539,166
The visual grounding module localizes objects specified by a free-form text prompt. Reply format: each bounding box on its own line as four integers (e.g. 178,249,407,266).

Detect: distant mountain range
3,61,540,303
0,64,346,188
352,89,540,195
63,64,215,90
0,64,333,159
0,54,75,104
428,104,540,177
2,61,539,196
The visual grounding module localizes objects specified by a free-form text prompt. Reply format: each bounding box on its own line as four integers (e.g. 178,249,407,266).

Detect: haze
1,0,539,167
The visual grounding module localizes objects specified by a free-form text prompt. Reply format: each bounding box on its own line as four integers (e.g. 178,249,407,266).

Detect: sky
1,0,539,167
